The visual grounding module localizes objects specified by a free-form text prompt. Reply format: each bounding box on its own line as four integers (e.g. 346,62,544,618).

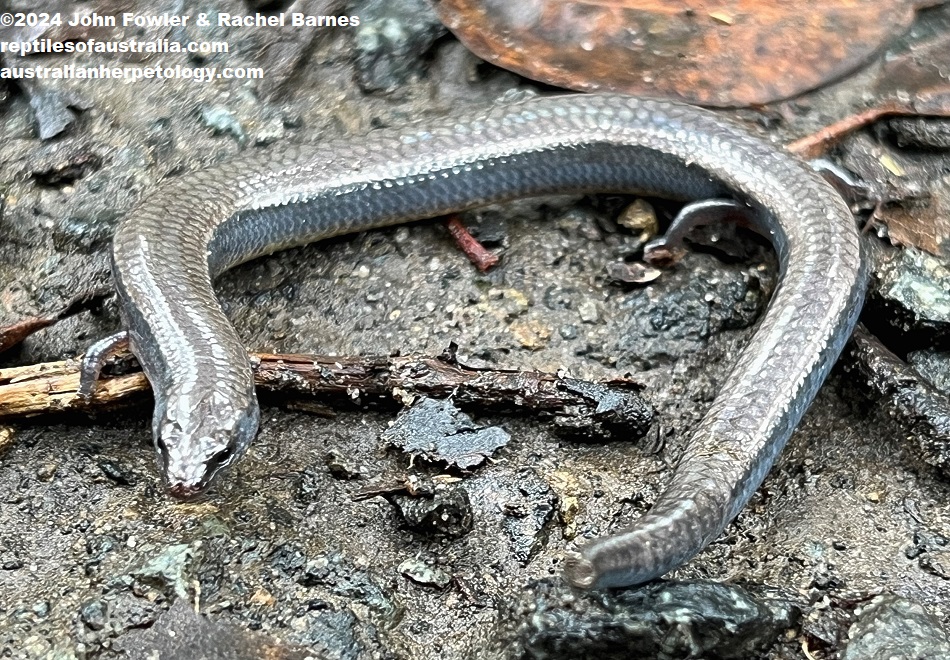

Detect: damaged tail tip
563,551,598,590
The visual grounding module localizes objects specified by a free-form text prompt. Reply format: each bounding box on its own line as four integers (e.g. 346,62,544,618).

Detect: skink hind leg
643,199,755,266
77,330,130,398
808,159,870,205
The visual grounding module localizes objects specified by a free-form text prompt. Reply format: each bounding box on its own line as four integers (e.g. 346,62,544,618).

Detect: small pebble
578,300,599,324
399,558,451,589
79,599,108,631
559,324,578,340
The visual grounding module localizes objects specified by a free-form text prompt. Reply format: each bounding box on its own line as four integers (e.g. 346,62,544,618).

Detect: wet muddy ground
1,1,950,658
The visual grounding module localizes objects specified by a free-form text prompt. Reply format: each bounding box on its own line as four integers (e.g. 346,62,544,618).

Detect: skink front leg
77,330,130,399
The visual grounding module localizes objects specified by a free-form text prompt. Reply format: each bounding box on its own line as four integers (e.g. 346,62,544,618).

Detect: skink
83,94,866,589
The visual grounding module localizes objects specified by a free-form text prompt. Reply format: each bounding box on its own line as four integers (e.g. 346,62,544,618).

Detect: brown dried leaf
875,199,950,256
841,135,950,256
874,27,950,109
433,0,927,107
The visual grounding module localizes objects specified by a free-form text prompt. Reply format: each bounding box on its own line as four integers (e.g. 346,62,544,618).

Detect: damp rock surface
841,594,950,660
508,579,802,660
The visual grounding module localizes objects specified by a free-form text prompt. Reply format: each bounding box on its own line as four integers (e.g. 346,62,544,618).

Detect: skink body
103,94,866,589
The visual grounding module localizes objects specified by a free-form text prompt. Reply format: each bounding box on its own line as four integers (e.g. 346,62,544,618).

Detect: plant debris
382,396,510,469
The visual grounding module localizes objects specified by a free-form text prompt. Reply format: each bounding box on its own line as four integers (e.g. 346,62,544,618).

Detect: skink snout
162,449,217,500
154,389,260,500
166,480,205,500
160,434,235,499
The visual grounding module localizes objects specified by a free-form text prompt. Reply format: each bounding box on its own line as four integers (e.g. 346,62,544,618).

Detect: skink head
153,388,260,499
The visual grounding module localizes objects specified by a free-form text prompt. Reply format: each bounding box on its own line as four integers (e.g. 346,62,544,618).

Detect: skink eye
204,442,235,475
